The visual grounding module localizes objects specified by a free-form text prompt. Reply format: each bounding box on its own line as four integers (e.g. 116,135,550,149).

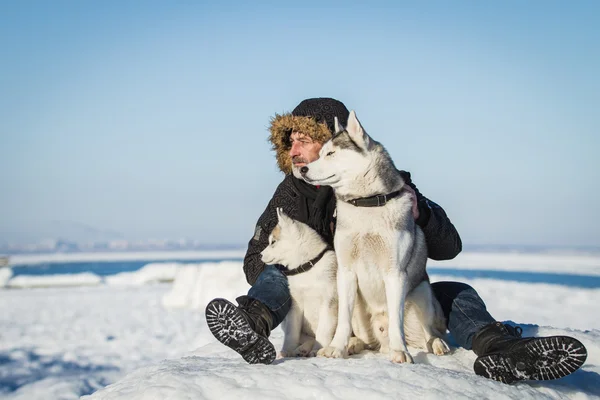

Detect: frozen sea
1,249,599,399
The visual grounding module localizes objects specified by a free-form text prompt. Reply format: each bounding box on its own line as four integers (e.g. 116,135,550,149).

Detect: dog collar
347,189,403,207
283,245,333,276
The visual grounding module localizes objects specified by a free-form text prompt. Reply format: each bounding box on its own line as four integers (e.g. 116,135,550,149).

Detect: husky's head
299,110,400,197
260,208,326,268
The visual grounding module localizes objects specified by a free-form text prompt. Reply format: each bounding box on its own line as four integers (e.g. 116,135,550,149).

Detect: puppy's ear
346,110,370,150
276,207,294,226
334,116,344,134
276,207,285,224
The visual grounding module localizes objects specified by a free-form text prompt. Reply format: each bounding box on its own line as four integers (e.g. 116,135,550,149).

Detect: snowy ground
0,253,599,399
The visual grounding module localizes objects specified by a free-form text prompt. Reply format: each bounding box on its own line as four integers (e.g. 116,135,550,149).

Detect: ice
105,263,180,286
7,250,246,266
7,272,102,288
0,267,12,287
429,251,600,276
161,261,250,310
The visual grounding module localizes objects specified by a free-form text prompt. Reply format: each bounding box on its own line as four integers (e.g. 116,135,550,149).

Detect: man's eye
326,151,335,156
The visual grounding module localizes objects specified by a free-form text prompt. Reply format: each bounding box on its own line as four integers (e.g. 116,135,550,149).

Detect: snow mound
83,325,600,400
161,261,250,310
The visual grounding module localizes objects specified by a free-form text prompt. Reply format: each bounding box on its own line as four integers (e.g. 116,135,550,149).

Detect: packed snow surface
0,252,598,399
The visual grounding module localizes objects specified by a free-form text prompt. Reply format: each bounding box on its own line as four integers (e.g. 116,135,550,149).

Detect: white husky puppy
260,208,338,357
301,111,449,363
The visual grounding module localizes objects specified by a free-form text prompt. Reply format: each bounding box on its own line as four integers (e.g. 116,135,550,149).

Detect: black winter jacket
243,172,462,286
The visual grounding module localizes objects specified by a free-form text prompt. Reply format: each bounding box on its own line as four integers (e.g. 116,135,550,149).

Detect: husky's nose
300,166,308,175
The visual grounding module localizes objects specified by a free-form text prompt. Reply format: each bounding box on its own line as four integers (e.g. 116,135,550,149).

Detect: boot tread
474,336,587,384
205,298,276,365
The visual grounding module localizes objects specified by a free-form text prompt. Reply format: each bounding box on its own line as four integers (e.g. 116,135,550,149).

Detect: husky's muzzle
300,166,335,184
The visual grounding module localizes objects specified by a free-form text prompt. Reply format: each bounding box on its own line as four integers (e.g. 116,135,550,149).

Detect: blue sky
1,1,599,247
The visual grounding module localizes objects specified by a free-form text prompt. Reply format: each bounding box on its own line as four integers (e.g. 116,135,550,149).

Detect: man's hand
404,185,419,220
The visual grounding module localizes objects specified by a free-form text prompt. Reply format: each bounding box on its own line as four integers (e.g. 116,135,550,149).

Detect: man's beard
292,156,307,165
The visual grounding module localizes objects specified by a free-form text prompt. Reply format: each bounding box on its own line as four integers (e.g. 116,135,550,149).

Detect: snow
83,327,600,400
1,254,599,400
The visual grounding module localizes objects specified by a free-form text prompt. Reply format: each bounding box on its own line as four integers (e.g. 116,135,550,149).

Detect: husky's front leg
279,304,303,358
410,281,450,355
311,289,338,356
318,266,356,358
384,269,413,363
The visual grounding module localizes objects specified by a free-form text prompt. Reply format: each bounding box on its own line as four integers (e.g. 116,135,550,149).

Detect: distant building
0,256,9,268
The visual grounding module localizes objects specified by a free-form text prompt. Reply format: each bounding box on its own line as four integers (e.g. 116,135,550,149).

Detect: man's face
289,131,323,179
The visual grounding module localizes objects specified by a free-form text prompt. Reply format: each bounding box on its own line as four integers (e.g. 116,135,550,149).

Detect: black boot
205,296,276,365
472,321,587,384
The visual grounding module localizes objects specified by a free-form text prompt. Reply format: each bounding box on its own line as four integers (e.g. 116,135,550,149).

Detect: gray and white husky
260,208,339,357
301,111,449,363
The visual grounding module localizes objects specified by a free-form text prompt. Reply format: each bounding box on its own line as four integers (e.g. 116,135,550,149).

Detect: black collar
283,245,333,276
346,189,403,207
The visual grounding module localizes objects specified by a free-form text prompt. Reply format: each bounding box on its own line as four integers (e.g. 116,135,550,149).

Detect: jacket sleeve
401,171,463,260
242,180,290,286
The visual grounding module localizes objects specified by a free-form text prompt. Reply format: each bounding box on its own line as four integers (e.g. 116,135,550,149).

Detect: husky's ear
334,116,344,133
276,207,286,224
346,110,370,150
276,207,294,226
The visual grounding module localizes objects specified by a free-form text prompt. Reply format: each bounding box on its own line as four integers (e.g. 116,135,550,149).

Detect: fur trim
268,113,332,174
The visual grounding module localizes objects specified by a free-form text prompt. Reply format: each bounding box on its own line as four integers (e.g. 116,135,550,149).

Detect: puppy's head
260,208,301,267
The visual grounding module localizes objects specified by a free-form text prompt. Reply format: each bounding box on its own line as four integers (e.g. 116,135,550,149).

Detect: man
206,98,587,383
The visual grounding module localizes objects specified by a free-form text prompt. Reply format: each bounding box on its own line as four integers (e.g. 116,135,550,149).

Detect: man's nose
289,141,301,156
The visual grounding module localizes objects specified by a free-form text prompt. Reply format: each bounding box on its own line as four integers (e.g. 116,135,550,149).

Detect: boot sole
205,298,276,365
473,336,587,384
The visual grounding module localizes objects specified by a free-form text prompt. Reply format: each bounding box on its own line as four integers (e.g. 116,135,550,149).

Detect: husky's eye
326,151,335,156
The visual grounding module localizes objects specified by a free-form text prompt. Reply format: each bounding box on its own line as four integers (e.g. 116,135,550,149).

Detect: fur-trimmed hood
267,97,350,174
268,114,332,175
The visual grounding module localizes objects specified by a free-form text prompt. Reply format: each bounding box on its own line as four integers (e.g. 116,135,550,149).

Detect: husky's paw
277,350,291,359
347,337,366,355
379,344,390,354
429,338,450,355
293,342,314,357
317,346,348,359
390,350,414,364
309,344,322,357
